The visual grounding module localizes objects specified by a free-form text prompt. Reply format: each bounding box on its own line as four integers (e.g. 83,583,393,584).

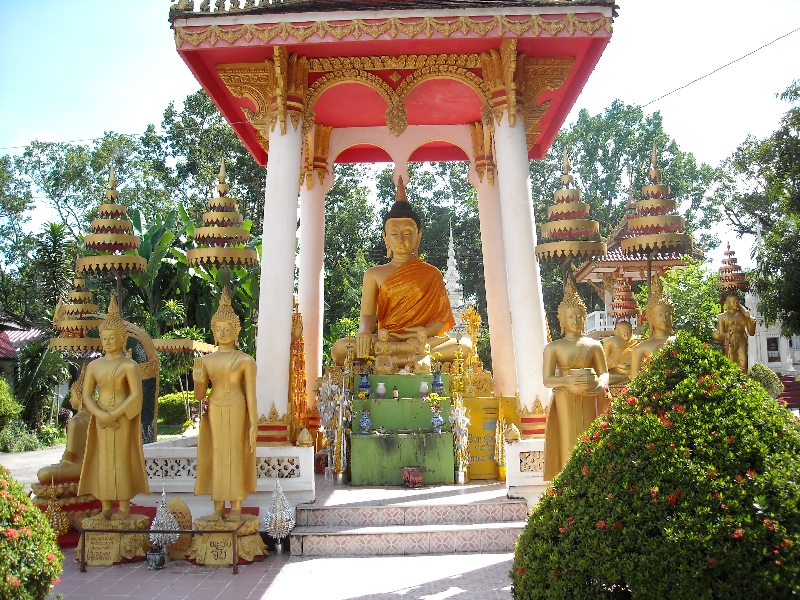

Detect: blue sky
2,0,800,269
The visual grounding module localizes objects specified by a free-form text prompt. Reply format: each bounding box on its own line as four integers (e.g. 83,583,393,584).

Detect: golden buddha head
614,320,633,341
99,296,129,353
724,292,741,311
382,176,422,259
211,287,241,345
644,275,674,333
557,274,587,335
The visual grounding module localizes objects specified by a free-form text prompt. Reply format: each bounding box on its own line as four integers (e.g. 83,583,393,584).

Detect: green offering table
351,433,455,485
352,397,451,432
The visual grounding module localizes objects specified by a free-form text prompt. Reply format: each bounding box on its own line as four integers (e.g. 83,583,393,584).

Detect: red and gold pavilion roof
169,0,615,165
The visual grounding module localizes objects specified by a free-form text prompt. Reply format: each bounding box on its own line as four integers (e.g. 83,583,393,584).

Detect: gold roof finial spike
395,175,408,203
216,158,230,197
106,165,119,202
648,142,662,185
561,148,574,189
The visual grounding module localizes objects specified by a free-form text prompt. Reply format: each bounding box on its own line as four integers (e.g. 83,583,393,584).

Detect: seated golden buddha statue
543,275,609,481
37,366,92,487
630,275,676,378
331,178,469,366
603,320,640,386
78,297,149,520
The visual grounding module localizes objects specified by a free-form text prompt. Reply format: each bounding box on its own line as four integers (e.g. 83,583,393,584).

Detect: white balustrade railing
584,311,638,335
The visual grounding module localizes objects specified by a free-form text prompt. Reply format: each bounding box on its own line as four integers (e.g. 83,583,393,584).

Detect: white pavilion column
298,170,333,401
255,122,304,430
493,116,551,411
470,172,518,397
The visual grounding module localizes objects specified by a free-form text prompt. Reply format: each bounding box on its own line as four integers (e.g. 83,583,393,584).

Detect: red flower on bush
708,469,717,478
4,528,18,540
516,566,525,576
567,516,575,525
735,475,744,483
593,431,601,442
733,529,744,539
581,465,590,477
47,553,56,563
708,557,718,566
596,521,606,530
747,468,757,478
672,403,686,414
607,442,614,449
6,576,20,588
764,519,777,531
626,396,637,406
600,421,609,430
613,521,622,530
727,436,735,444
559,526,568,534
646,443,655,450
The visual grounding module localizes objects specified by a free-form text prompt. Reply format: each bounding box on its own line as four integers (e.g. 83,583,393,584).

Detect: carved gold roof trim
469,121,495,186
217,60,275,145
522,56,575,151
308,53,482,72
175,14,612,48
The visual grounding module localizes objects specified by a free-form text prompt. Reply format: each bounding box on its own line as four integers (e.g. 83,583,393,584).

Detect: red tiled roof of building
0,331,17,360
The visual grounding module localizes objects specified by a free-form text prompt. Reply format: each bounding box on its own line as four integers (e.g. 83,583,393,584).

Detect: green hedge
0,466,62,599
0,377,21,431
748,363,785,399
157,392,204,426
512,333,800,599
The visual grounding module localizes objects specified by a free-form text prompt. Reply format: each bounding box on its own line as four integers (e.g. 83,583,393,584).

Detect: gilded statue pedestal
75,514,150,565
187,514,266,566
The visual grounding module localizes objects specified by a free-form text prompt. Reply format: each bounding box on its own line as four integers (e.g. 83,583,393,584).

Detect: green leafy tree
634,258,721,342
31,223,74,322
716,82,800,335
15,339,68,430
530,101,720,328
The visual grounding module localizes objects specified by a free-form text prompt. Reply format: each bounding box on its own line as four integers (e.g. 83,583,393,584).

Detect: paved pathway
0,445,65,491
49,551,513,599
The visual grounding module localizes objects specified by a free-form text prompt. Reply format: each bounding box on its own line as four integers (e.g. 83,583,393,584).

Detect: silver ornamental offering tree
149,488,180,549
263,476,295,540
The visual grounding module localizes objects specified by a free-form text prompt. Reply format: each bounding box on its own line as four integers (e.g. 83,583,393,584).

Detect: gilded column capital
300,124,333,191
480,39,520,127
271,47,309,136
469,121,495,186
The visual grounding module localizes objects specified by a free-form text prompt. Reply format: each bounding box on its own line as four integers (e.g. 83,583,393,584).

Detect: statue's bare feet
226,510,241,523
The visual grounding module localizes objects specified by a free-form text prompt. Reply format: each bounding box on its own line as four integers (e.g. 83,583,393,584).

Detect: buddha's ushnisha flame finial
395,175,408,203
561,148,575,189
211,286,241,336
100,295,129,342
106,165,119,202
648,142,662,185
217,159,230,197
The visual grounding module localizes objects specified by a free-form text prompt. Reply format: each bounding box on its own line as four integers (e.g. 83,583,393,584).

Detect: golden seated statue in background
603,320,640,386
331,178,469,366
711,292,756,371
78,297,149,520
543,276,609,481
193,288,257,522
630,276,676,378
37,366,91,488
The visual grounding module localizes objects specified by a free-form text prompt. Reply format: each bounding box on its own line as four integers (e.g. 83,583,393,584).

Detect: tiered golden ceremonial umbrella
536,150,606,283
186,161,258,284
50,278,102,353
621,144,692,299
716,243,748,307
608,271,639,325
75,167,146,301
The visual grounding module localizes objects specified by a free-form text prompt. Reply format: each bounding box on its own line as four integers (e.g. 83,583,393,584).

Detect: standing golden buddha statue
711,292,756,371
630,275,676,378
543,276,610,481
193,288,257,522
330,177,464,365
78,297,149,520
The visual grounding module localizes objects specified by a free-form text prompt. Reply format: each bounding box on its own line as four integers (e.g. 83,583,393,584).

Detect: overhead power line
642,26,800,108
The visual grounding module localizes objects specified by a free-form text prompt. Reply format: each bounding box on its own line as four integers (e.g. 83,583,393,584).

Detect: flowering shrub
0,466,62,599
512,333,800,599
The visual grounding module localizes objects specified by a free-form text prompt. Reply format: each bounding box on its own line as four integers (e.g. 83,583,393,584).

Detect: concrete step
296,500,528,528
290,521,525,556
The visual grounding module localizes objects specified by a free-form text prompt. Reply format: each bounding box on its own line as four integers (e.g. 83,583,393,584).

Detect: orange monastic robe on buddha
377,257,456,335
